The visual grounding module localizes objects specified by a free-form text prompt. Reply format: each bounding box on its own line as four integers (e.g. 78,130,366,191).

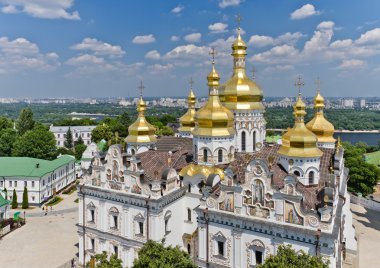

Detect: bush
11,189,17,209
22,187,29,209
45,196,63,206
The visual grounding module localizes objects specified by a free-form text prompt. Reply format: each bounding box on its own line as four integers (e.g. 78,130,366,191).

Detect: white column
78,234,84,266
198,225,206,261
122,206,129,238
232,230,242,268
78,196,83,225
99,200,106,231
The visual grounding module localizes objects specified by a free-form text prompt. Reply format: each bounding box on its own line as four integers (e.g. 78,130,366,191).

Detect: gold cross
236,14,242,29
189,77,194,89
315,77,321,91
294,75,305,95
138,80,145,97
252,65,256,80
209,47,217,64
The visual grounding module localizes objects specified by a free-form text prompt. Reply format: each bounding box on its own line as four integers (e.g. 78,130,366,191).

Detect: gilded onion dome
306,90,336,143
192,62,235,137
126,96,157,144
178,88,196,133
218,28,264,110
278,94,323,158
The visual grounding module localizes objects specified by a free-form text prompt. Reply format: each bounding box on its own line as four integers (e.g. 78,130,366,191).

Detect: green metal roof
0,192,9,207
97,139,107,152
0,155,75,178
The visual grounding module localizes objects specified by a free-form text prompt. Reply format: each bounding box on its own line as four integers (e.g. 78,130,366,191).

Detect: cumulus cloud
163,44,209,61
0,0,80,20
147,63,174,74
249,35,274,47
355,28,380,45
219,0,242,8
208,22,228,34
337,59,366,70
171,4,184,14
132,34,156,44
145,50,161,60
290,4,320,20
171,35,180,42
249,32,305,48
184,33,201,43
0,36,59,74
71,38,125,58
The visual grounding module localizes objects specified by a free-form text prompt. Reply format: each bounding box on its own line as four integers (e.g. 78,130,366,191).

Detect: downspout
146,196,150,240
203,208,209,268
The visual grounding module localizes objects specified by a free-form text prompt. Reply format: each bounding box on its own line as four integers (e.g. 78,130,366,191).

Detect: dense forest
0,103,379,130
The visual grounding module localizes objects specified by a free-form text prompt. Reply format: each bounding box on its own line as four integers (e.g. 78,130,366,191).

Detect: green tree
132,240,197,268
64,127,73,149
156,126,175,136
12,125,57,160
22,186,29,209
91,124,113,143
75,143,87,160
11,189,17,209
0,128,17,156
257,245,329,268
16,108,35,135
87,251,122,268
4,188,7,199
75,135,84,146
57,147,74,156
343,142,380,196
0,116,13,131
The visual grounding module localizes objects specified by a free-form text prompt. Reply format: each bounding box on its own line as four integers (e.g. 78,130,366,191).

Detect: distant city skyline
0,0,380,98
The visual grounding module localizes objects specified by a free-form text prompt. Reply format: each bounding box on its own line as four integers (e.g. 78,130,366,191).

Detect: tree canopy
91,124,113,143
64,127,74,149
16,108,35,135
0,128,17,156
132,240,197,268
87,251,122,268
258,245,329,268
343,142,380,196
12,124,57,160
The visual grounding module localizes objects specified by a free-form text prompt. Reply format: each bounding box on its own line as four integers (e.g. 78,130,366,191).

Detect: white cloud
263,65,294,73
290,4,320,20
148,63,174,74
248,35,274,47
171,4,184,14
184,33,201,43
66,54,104,65
252,44,300,64
145,50,161,60
219,0,242,8
208,22,228,34
71,38,125,58
337,59,366,70
0,36,59,74
0,0,80,20
132,34,156,44
164,44,208,60
171,35,180,42
355,28,380,45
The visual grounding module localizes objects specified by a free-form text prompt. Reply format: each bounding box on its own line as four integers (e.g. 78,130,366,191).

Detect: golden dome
192,62,235,137
126,96,157,144
278,94,322,158
178,89,197,133
218,29,264,110
306,90,336,143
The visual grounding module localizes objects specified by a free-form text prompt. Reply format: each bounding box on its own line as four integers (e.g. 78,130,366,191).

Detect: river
334,132,380,146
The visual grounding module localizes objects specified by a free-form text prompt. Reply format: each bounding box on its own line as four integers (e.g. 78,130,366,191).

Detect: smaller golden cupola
306,82,336,144
278,78,322,158
126,82,157,144
178,79,197,134
192,51,235,137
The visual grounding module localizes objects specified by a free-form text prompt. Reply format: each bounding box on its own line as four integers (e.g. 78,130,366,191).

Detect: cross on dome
189,77,194,89
315,77,321,92
236,14,242,30
209,47,217,64
138,80,145,97
294,75,305,95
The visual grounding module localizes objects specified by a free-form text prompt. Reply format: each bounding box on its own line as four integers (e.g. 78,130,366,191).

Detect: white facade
0,156,76,205
234,110,266,153
49,125,96,147
193,135,235,166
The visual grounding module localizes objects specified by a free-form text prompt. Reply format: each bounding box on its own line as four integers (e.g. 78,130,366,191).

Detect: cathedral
77,25,357,268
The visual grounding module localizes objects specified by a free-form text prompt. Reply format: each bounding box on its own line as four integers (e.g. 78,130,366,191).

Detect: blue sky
0,0,380,98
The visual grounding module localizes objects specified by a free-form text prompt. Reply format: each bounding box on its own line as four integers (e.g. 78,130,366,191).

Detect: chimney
36,163,40,168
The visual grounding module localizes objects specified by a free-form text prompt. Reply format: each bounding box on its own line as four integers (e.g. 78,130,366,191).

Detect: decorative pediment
213,231,226,242
247,239,265,249
134,212,145,221
246,159,269,175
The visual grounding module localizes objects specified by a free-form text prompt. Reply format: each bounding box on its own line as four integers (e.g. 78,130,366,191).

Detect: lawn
364,150,380,167
45,196,63,206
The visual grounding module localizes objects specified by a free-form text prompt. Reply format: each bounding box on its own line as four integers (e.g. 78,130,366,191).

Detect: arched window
187,208,192,222
293,170,300,177
203,149,208,162
187,244,191,254
218,149,223,163
131,149,135,155
253,131,256,151
308,171,315,184
241,131,246,152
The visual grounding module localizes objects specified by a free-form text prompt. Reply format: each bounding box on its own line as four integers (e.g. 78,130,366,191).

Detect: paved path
0,192,79,268
351,203,380,268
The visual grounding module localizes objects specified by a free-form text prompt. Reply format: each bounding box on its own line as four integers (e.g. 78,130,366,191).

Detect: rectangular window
91,238,95,250
255,251,263,265
90,210,95,222
87,133,90,137
217,241,224,256
58,134,60,138
113,215,118,229
9,181,12,187
42,180,45,186
24,181,27,187
165,219,169,233
14,181,17,187
32,196,35,201
0,181,3,187
32,181,35,188
113,246,118,257
139,222,144,235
